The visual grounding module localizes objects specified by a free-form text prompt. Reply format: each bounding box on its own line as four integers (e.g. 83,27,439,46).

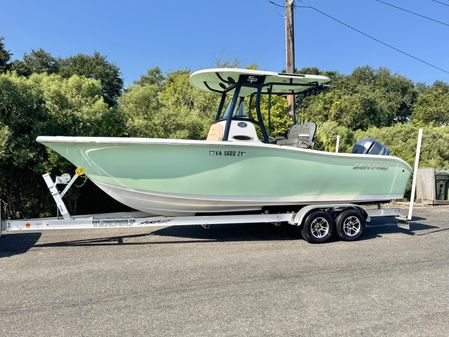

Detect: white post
407,128,423,221
0,199,2,238
335,135,340,153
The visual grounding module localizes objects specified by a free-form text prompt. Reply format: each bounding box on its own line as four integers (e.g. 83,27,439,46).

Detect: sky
1,0,448,86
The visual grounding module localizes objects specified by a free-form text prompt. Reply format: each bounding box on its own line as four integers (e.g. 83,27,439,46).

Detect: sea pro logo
353,163,389,171
247,76,258,83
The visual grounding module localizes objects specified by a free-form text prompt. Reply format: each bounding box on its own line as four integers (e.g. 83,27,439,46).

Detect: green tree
159,70,219,120
296,66,339,79
314,121,355,153
119,83,163,137
134,67,165,89
313,123,449,169
59,52,123,106
299,66,416,130
120,81,206,139
260,95,292,138
354,124,449,168
10,49,58,76
213,58,240,68
0,73,50,217
0,72,120,218
0,123,10,157
412,81,449,126
0,36,11,73
29,73,111,136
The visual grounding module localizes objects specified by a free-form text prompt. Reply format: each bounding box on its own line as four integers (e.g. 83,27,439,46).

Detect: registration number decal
209,150,247,157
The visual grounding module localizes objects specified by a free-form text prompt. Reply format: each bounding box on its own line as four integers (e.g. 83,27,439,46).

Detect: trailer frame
0,170,403,241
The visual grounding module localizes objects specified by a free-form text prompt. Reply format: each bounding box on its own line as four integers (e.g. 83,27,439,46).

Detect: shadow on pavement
35,232,217,247
34,223,302,248
361,217,439,241
409,215,426,221
0,232,41,258
416,227,449,236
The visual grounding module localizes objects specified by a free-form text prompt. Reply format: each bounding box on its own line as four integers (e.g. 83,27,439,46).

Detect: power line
432,0,449,7
268,1,449,74
296,5,449,74
374,0,449,27
268,0,284,8
267,0,286,18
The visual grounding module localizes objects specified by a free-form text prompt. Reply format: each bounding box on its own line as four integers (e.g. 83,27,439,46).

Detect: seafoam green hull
37,137,412,215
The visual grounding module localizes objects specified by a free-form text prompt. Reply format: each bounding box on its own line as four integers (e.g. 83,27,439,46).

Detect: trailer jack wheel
301,210,334,243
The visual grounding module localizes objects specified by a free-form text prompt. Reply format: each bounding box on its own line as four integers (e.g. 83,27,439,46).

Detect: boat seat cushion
277,122,316,149
207,123,224,141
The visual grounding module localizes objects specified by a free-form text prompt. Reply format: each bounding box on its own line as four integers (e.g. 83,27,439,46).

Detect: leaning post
407,128,423,221
335,135,340,153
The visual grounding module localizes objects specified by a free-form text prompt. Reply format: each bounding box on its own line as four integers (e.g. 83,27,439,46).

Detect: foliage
11,49,59,76
0,72,121,218
299,66,417,130
120,69,216,140
213,58,240,68
412,81,449,126
354,124,449,169
314,121,355,153
0,73,51,217
297,66,339,79
0,123,10,157
0,36,11,73
3,39,124,107
59,52,123,106
314,122,449,169
260,95,292,138
134,67,165,89
159,70,219,120
29,73,111,136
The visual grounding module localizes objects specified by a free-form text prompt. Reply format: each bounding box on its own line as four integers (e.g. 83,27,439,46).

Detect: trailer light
75,167,85,176
25,223,31,228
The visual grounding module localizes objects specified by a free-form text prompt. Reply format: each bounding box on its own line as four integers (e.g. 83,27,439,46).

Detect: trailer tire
335,209,365,241
301,210,334,243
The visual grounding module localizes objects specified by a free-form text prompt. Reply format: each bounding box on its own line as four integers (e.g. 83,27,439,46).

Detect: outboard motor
352,138,389,155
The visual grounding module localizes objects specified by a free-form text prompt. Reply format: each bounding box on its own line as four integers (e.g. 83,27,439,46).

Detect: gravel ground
0,206,448,337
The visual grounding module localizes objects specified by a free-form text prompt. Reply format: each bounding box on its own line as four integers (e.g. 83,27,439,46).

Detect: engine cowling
352,138,389,155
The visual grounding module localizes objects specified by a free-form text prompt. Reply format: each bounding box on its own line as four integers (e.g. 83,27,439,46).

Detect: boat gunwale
36,136,413,171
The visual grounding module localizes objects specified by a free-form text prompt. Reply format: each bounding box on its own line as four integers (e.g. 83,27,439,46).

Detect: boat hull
37,137,412,216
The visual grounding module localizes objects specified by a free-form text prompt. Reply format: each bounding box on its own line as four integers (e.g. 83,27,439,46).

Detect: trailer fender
290,204,367,226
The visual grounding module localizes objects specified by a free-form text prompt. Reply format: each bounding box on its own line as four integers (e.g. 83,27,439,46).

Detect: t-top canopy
189,68,330,96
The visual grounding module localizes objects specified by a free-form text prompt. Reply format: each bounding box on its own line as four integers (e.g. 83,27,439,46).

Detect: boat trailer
0,128,422,242
0,170,404,243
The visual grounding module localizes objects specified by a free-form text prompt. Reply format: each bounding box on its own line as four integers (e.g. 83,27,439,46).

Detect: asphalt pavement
1,206,448,337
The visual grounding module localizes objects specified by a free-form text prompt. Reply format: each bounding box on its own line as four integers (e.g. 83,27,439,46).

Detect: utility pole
285,0,295,119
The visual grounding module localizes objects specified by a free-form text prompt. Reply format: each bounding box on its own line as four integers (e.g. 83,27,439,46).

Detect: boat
37,68,412,216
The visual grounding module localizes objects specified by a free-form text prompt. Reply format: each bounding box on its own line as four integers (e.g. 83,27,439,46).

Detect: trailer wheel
335,209,365,241
301,210,334,243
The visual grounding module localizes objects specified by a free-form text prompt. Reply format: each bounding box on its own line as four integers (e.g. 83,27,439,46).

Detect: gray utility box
435,171,449,201
416,168,449,205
